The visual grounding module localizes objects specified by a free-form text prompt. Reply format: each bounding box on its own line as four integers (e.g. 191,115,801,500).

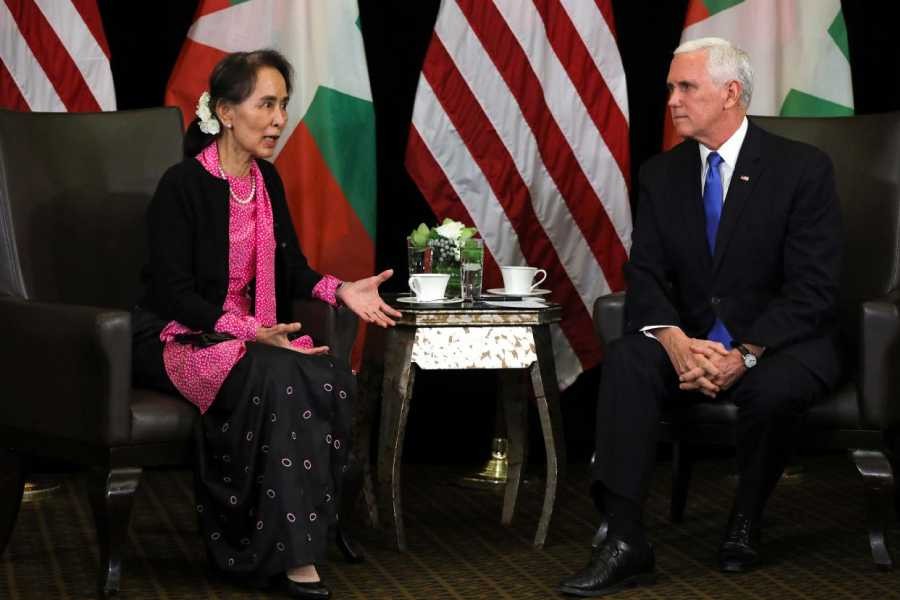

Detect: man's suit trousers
591,333,827,518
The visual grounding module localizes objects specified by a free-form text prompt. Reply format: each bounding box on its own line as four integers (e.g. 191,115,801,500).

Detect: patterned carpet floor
2,455,899,599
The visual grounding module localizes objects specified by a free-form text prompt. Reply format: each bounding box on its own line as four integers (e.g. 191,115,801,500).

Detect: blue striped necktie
703,152,732,347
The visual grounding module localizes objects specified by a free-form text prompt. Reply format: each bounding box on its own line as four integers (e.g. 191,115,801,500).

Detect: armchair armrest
0,297,132,446
859,291,900,430
593,291,626,348
291,299,359,363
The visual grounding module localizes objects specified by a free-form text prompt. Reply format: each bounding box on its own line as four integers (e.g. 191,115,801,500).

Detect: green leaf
459,227,476,240
409,223,429,247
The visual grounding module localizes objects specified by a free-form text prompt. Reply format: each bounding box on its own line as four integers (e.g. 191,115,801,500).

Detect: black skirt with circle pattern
193,341,354,577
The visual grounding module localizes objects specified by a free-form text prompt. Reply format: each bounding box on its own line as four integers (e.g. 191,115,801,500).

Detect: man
559,37,842,596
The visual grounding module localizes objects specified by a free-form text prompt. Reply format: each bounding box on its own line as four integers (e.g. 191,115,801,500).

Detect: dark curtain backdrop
97,0,900,463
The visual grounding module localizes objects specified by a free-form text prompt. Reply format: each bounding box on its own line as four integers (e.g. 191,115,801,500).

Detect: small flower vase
428,236,461,297
407,237,432,276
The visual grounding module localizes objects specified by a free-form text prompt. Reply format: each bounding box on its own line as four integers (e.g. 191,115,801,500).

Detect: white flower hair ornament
195,91,221,135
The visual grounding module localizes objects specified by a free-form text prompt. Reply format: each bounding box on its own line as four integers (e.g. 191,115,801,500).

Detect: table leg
376,326,417,551
501,370,528,525
530,324,565,548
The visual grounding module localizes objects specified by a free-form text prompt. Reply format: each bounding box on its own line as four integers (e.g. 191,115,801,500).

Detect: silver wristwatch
736,344,757,369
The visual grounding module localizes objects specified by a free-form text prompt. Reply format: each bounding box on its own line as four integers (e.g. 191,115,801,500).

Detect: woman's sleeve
213,312,259,340
311,274,343,306
147,167,225,332
267,168,324,298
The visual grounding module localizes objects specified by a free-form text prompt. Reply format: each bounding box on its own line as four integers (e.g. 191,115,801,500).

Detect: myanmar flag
664,0,853,148
165,0,376,307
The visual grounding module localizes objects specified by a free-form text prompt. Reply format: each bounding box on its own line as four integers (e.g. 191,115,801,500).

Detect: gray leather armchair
0,108,358,595
593,112,900,569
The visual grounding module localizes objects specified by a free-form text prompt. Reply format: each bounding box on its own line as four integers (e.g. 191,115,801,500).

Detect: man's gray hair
674,37,753,108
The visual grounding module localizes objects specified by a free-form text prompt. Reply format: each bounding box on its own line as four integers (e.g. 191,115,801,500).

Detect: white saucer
485,288,551,297
396,296,463,305
483,300,547,309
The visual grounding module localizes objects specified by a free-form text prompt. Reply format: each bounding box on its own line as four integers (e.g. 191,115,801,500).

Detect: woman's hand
255,322,329,354
336,269,402,328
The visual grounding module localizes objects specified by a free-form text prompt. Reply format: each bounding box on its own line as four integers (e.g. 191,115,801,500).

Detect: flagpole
457,372,537,490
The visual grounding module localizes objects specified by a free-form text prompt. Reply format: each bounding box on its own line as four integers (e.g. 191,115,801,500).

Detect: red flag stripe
594,0,618,38
485,0,630,253
405,127,479,234
532,0,630,185
423,35,600,368
70,0,110,58
0,59,29,111
434,0,620,308
454,0,627,291
3,0,100,112
195,0,232,20
405,126,503,290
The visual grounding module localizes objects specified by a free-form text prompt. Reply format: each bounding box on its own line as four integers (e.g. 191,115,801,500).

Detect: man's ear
723,80,743,109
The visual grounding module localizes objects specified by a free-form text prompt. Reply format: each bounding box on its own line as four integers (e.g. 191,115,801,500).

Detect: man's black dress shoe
718,512,761,573
281,574,331,599
590,518,609,550
558,537,655,597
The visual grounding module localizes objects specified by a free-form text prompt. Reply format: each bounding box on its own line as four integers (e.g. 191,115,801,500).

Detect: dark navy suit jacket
623,120,843,387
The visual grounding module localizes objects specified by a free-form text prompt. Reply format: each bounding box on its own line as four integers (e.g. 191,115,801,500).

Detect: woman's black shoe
335,524,365,563
281,575,331,599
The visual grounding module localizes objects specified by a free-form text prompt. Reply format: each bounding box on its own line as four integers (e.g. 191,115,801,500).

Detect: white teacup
408,273,450,301
500,265,547,295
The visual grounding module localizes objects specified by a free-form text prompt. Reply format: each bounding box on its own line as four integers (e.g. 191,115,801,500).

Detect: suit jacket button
280,242,287,248
711,296,720,305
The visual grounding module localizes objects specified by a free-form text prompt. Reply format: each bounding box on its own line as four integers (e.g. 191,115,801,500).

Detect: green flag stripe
303,86,376,240
702,0,744,16
779,89,854,117
828,11,851,63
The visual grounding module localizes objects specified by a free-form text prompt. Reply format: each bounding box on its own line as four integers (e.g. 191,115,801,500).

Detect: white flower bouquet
407,218,479,296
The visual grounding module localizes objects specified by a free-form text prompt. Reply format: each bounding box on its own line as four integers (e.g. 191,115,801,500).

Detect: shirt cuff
640,325,676,343
312,274,343,306
214,312,260,341
290,335,314,350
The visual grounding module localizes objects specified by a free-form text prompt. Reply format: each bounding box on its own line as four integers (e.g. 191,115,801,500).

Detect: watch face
743,353,757,369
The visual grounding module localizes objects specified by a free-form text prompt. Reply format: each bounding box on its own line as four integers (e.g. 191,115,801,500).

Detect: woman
132,49,400,599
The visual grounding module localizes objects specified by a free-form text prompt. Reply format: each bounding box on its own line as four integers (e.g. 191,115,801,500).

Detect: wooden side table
371,299,565,550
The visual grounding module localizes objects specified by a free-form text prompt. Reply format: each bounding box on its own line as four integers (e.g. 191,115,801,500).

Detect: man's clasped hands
655,327,754,397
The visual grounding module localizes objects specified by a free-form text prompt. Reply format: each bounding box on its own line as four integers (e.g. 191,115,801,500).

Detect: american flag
0,0,115,112
405,0,632,387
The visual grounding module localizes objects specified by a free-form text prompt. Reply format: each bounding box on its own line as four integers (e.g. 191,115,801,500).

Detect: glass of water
459,238,484,302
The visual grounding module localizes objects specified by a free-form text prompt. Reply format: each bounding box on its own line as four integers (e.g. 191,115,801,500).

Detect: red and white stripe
0,0,115,112
406,0,631,387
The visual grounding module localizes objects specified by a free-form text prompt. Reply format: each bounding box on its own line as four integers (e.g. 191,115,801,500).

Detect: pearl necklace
218,164,256,205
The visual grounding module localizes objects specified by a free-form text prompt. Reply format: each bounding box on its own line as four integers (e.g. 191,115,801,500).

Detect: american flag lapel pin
739,175,750,182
